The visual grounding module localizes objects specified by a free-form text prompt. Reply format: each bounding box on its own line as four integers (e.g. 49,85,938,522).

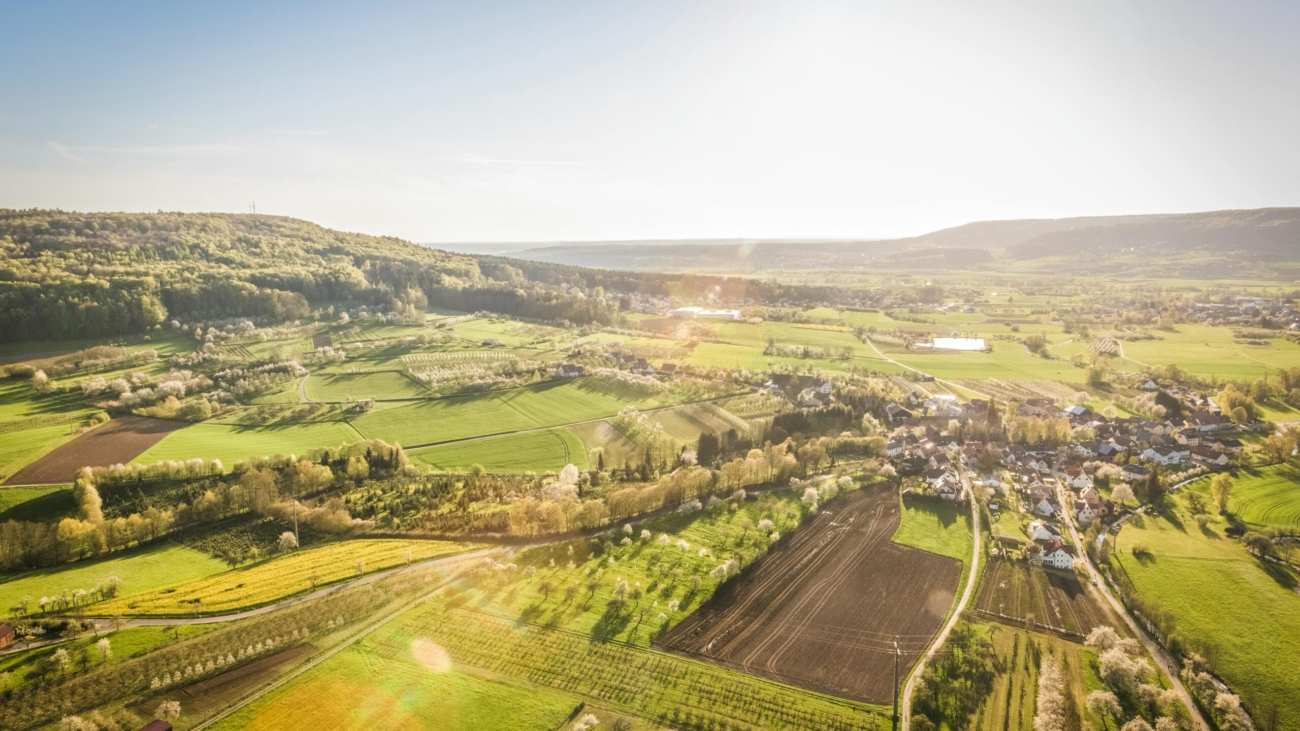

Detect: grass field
0,543,227,614
1118,324,1300,381
135,419,365,465
211,637,579,731
352,381,666,447
0,422,88,482
893,496,975,566
0,484,76,522
306,370,428,401
411,429,588,473
1112,494,1300,727
1185,464,1300,529
96,538,478,616
0,624,212,689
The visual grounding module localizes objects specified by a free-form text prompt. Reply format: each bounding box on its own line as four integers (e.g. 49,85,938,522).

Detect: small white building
669,306,741,321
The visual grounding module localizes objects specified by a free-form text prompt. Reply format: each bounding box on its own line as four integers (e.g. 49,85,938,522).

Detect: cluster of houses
885,388,1255,573
762,373,835,408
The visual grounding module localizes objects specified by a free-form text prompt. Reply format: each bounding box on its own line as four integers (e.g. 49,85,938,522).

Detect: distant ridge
425,208,1300,276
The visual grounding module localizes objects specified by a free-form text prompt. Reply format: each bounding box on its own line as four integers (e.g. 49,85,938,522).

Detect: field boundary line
901,478,981,731
862,337,994,400
403,393,743,454
188,551,505,731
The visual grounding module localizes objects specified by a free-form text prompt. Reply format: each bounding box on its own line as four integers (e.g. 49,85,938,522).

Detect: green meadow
411,429,589,473
1112,493,1300,727
1185,464,1300,529
0,543,227,612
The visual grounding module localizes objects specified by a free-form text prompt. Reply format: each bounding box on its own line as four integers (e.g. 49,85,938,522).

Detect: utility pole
892,640,900,731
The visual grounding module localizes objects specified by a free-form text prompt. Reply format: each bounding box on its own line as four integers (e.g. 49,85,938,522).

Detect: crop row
98,539,474,615
398,600,886,730
401,351,515,364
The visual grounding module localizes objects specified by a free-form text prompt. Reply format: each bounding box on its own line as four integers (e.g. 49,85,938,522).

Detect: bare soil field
974,559,1118,639
4,416,181,485
658,483,962,704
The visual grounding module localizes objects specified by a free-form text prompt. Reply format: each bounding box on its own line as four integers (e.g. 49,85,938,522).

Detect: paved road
298,372,311,403
901,471,982,731
1053,479,1209,731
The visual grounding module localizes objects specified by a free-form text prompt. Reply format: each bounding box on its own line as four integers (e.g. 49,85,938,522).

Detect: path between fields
297,372,311,404
1053,479,1210,731
188,568,473,731
901,472,981,731
80,547,502,629
863,337,993,400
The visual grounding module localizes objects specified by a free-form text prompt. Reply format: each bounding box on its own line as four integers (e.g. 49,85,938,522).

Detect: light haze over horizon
4,0,1300,244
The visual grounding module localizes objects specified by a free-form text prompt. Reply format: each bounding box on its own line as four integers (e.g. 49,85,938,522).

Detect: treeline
0,211,480,342
0,440,412,572
474,254,851,307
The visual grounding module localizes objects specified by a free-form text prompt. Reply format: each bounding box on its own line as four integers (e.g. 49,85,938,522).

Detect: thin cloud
48,141,87,163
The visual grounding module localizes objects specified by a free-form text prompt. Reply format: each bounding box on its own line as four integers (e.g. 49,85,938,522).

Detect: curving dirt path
901,471,980,731
863,337,993,400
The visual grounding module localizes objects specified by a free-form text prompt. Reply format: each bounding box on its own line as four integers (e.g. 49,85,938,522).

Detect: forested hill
0,210,618,343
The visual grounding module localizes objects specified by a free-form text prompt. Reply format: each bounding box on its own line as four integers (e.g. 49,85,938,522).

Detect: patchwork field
411,428,588,473
0,543,226,613
893,495,975,566
135,418,364,466
351,381,668,447
659,484,963,704
96,538,478,616
311,596,889,731
1112,495,1300,728
974,560,1116,639
4,416,181,485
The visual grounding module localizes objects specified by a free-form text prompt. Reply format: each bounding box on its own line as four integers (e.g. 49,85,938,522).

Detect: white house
1034,539,1076,570
1027,519,1061,542
1075,500,1098,525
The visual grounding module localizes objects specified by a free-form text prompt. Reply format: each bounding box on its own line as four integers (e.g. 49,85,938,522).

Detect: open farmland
1186,464,1300,529
1112,493,1300,728
351,380,672,447
305,369,428,401
659,484,962,704
0,543,226,613
95,538,478,616
974,560,1116,639
4,416,181,485
133,418,364,466
240,593,889,728
411,428,587,472
970,622,1108,731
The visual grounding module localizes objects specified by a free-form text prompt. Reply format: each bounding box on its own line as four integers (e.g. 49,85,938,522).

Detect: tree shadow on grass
1255,557,1298,591
591,602,633,641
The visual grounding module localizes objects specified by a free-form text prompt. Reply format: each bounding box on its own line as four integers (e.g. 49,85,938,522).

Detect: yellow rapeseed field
97,539,479,616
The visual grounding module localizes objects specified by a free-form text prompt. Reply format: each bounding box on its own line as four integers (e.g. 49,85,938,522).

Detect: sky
3,0,1300,243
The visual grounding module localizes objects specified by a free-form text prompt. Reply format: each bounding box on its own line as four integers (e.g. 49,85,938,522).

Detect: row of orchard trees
1,576,395,730
505,439,896,537
0,440,413,572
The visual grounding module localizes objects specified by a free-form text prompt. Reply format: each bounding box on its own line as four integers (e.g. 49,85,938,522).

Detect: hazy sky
4,0,1300,242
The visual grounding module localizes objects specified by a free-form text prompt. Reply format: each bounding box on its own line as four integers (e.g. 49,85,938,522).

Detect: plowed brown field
974,559,1118,639
4,416,180,485
658,482,963,704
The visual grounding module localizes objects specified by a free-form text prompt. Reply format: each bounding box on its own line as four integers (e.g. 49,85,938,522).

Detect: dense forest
0,211,622,341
